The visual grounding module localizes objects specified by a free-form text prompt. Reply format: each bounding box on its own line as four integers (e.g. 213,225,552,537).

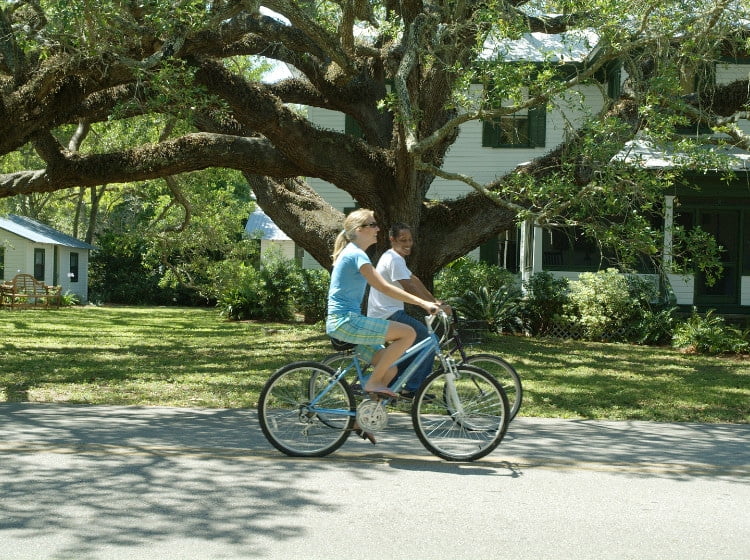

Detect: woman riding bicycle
326,209,438,400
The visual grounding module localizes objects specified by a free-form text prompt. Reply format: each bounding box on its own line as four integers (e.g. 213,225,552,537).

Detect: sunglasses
362,222,379,228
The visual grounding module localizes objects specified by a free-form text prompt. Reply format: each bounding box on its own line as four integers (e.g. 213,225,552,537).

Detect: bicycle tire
461,353,522,420
321,351,369,393
258,361,355,457
321,351,367,373
411,365,509,461
308,354,358,429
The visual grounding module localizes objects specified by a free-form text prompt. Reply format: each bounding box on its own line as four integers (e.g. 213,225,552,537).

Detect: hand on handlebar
437,301,452,315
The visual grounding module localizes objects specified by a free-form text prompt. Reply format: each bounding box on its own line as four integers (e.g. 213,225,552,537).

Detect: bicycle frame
445,320,470,361
310,314,459,418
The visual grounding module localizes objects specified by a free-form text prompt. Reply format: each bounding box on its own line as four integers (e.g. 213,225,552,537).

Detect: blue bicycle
257,312,510,461
321,313,523,421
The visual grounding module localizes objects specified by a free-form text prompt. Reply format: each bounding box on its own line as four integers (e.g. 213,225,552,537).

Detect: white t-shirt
367,248,412,319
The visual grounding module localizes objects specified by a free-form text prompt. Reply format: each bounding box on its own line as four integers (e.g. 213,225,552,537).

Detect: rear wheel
321,351,368,396
412,365,509,461
321,351,368,375
258,361,354,457
462,353,522,420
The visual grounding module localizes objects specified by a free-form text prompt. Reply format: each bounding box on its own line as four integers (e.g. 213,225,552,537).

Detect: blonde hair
332,208,375,263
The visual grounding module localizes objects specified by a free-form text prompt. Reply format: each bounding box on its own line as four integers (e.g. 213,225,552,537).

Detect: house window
69,252,79,283
482,105,546,148
541,227,610,272
34,248,45,281
0,246,4,280
480,228,519,272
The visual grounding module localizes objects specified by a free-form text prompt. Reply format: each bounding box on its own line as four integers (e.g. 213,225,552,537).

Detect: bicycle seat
329,337,356,351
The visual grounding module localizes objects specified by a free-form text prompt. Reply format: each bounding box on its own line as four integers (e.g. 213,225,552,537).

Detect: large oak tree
1,0,748,279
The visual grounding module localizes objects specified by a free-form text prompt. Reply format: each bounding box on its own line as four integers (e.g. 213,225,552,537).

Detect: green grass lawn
1,306,748,423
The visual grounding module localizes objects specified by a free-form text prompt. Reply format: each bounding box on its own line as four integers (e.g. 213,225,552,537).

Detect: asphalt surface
1,403,749,559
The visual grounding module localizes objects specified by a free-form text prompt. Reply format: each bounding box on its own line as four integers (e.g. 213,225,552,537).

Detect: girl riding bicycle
326,209,438,400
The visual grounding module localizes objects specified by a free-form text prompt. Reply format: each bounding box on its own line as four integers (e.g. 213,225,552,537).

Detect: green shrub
294,268,330,324
89,231,199,305
216,251,330,323
672,308,750,354
435,257,522,333
565,269,664,342
449,285,522,333
89,232,166,304
216,249,302,322
519,271,569,336
435,257,518,301
631,307,677,345
217,264,265,320
61,291,80,307
257,251,302,321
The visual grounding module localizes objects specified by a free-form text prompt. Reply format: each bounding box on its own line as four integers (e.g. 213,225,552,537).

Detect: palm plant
450,285,523,333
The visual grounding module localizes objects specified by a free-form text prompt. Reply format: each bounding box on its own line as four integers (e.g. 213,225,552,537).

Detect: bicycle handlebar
425,309,451,342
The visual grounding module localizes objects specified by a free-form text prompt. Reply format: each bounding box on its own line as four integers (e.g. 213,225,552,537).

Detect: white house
264,31,750,314
303,31,615,266
0,214,96,303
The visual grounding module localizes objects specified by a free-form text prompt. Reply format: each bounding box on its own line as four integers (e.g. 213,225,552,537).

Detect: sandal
364,387,399,399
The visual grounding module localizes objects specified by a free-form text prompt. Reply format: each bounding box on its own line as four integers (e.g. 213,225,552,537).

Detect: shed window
34,248,45,281
69,252,79,283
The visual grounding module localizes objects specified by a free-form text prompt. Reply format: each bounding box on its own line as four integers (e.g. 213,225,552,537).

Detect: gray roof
613,137,750,171
245,208,291,241
481,29,599,63
0,214,96,250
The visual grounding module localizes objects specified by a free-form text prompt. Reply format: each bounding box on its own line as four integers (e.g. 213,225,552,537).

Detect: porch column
663,195,695,305
519,218,537,286
663,195,674,271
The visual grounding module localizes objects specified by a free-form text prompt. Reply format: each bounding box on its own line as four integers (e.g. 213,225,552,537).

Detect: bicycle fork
437,354,465,417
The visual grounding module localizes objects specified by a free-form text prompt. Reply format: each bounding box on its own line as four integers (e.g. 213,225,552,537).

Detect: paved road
1,403,748,559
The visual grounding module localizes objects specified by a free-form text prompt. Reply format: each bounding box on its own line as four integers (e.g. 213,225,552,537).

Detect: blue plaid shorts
326,313,387,364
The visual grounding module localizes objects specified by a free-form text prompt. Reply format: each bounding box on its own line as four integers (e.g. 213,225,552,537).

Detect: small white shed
0,214,96,303
244,207,300,263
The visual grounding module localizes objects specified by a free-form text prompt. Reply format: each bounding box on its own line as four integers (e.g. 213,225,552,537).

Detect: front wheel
412,365,509,461
258,361,355,457
462,353,522,421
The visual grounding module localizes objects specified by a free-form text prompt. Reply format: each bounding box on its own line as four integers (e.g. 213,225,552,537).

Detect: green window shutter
528,105,546,147
345,114,363,138
479,236,499,264
607,64,622,100
482,119,500,147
